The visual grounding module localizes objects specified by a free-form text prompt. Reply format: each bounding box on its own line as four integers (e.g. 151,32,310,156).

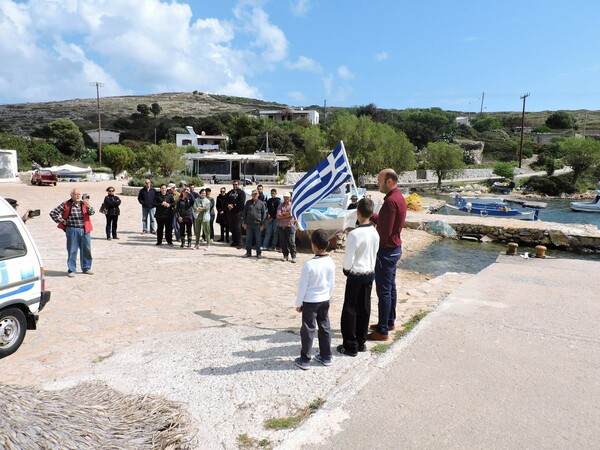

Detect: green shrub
524,175,576,196
493,162,516,180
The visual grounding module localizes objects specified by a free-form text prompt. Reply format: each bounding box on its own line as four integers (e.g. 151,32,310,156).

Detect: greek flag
291,141,352,222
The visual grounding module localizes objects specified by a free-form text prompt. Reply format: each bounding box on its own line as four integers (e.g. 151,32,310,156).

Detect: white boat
301,207,357,232
571,194,600,213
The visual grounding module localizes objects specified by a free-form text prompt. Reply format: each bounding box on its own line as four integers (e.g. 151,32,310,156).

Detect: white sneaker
290,258,297,264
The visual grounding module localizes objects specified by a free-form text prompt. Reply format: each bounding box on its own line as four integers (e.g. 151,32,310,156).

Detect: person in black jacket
137,179,156,234
102,186,121,240
216,187,229,242
225,180,246,248
176,188,195,248
154,184,175,246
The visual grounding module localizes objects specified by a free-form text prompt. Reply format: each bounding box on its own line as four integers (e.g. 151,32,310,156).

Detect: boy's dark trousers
341,276,373,354
300,301,332,362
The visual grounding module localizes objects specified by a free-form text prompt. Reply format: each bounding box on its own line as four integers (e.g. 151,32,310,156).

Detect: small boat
491,180,515,194
570,194,600,213
444,195,540,220
301,207,357,232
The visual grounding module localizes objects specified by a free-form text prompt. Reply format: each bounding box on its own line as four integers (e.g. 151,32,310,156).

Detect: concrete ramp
284,255,600,449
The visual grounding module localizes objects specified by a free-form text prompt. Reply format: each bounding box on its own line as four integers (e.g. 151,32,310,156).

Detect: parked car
0,196,51,358
30,169,58,186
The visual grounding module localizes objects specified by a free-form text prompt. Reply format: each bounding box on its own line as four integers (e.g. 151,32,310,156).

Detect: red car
30,170,58,186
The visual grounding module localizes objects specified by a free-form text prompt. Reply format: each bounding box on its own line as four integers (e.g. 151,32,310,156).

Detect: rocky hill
0,92,290,135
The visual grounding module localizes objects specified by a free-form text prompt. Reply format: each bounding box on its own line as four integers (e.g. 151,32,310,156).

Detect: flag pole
340,140,358,195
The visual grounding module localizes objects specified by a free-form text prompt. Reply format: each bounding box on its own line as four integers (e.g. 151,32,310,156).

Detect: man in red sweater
367,168,407,341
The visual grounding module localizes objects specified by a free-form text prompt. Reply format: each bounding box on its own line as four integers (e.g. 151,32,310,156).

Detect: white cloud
234,3,288,64
374,51,388,61
287,91,306,101
337,65,354,80
289,0,311,17
0,0,296,103
286,56,322,73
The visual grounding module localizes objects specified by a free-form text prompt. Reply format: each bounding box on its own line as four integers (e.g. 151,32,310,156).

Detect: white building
87,129,121,145
176,126,229,152
258,108,319,125
0,149,19,183
184,151,289,184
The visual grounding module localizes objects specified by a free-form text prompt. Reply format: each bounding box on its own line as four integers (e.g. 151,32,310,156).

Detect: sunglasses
108,190,114,192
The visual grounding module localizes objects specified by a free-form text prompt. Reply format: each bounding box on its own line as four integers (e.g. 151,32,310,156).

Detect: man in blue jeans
49,188,95,278
242,189,267,258
138,178,156,234
367,168,407,341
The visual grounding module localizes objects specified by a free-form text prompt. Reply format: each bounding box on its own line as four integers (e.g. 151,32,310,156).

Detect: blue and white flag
291,141,352,222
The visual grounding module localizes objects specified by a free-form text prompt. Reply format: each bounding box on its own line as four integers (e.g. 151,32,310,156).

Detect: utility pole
583,110,588,137
90,82,105,165
518,93,530,169
479,92,485,114
323,99,327,129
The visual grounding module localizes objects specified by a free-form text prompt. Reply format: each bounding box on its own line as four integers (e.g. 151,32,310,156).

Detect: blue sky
1,0,600,112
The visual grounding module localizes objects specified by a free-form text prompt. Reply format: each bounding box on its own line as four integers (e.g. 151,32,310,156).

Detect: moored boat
445,195,540,220
570,194,600,213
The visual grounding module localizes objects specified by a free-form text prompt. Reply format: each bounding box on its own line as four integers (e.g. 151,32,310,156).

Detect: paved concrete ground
281,255,600,449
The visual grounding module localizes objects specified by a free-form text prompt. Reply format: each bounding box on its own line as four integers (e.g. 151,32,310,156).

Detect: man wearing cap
367,168,407,342
242,189,267,258
226,180,246,248
347,194,359,210
137,179,156,234
277,192,297,263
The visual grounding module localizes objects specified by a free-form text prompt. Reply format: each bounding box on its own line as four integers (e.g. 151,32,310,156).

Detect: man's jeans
262,218,279,248
245,224,262,255
66,226,92,273
374,246,402,334
141,207,155,232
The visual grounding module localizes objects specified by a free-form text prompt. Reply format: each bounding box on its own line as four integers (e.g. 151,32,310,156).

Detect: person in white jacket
294,229,335,370
338,198,379,356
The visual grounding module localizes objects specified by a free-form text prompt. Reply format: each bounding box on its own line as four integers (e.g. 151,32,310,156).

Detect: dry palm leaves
0,382,196,449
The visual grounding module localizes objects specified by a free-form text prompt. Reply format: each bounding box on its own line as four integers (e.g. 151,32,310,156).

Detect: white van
0,196,50,358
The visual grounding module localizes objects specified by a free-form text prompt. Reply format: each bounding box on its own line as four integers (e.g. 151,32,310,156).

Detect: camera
82,193,89,200
28,209,41,218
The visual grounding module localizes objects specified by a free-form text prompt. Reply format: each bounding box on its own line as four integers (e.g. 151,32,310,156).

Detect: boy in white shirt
338,198,380,356
294,229,335,370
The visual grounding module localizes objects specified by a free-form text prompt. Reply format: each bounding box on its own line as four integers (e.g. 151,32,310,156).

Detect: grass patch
237,433,271,449
264,398,325,430
369,311,430,354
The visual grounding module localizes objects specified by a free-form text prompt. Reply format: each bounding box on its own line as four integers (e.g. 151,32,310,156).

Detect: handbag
99,203,107,214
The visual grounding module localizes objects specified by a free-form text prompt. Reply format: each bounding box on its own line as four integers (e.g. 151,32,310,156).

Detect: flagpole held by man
291,141,354,229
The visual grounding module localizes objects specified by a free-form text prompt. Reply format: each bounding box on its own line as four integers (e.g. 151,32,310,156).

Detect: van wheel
0,308,27,359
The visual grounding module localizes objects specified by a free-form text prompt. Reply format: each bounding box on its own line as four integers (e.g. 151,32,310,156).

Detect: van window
0,221,27,260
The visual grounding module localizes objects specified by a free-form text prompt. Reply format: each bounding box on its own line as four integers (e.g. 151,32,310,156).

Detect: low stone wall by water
406,212,600,253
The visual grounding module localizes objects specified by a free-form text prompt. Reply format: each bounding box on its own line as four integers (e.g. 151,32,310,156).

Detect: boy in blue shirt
294,229,335,370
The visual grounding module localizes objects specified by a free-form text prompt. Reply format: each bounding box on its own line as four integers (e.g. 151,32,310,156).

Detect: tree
471,116,503,133
150,103,162,118
560,137,600,185
395,108,457,149
47,118,85,159
545,111,576,130
28,142,63,167
102,144,135,176
147,143,185,176
493,161,516,180
137,104,150,116
422,141,466,188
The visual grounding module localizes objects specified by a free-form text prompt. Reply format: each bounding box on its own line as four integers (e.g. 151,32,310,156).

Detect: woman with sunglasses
102,186,121,240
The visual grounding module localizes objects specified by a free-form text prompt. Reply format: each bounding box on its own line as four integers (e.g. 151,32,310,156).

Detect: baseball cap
251,189,258,195
351,194,358,199
283,191,291,197
167,183,176,189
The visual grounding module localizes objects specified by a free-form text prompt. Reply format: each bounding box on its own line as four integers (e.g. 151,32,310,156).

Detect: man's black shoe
336,345,357,357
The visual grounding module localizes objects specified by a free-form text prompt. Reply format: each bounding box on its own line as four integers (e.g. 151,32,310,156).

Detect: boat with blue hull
444,195,540,221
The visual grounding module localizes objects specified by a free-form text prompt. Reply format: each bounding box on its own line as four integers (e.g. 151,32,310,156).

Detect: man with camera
49,188,95,278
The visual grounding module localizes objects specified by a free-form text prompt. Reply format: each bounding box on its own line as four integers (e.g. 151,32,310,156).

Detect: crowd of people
48,168,407,370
